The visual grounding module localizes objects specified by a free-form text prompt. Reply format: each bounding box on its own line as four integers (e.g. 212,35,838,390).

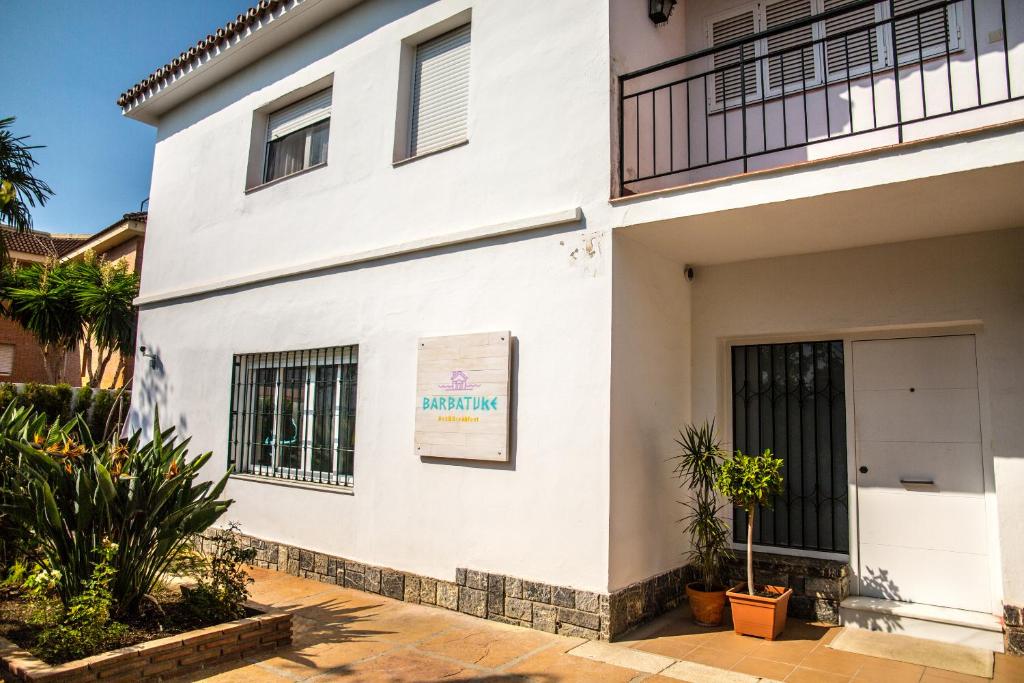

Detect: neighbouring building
63,211,147,389
0,226,85,384
118,0,1024,652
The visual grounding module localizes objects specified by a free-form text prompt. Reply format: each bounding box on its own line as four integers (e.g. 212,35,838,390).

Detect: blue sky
1,0,254,234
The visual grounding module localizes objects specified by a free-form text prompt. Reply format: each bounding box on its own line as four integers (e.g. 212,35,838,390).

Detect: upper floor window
707,0,962,106
264,88,332,183
408,24,471,158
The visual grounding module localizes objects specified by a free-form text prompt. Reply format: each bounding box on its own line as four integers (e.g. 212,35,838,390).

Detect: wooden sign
415,331,511,461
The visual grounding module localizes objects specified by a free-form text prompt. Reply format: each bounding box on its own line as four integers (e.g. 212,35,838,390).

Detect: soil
0,585,258,665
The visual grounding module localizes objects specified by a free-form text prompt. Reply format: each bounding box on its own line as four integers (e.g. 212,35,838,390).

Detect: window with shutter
763,0,820,92
264,88,331,183
409,24,471,157
0,344,14,375
823,0,884,78
891,0,960,64
710,10,761,105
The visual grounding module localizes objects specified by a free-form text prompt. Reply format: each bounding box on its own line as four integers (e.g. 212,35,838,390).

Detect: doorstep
840,596,1004,653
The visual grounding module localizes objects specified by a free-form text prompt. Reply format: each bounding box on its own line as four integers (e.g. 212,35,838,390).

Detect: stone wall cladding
725,552,850,624
213,531,693,641
0,611,290,682
1005,604,1023,656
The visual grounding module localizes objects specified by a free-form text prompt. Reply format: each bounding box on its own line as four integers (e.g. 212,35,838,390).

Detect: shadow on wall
126,335,187,439
846,565,904,634
156,0,439,141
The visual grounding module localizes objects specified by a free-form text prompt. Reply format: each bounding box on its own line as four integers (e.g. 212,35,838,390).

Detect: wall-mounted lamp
139,345,158,369
649,0,677,24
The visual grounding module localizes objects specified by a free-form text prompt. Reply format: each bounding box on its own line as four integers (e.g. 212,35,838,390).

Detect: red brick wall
0,318,80,386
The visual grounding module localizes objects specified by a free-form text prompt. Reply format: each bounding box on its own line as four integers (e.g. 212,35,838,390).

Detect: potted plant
715,449,790,640
672,420,732,626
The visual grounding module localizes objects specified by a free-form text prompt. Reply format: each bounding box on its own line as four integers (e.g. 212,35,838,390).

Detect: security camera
684,265,695,282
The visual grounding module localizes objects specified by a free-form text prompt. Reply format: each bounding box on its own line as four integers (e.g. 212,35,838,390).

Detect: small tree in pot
672,420,732,626
715,449,789,640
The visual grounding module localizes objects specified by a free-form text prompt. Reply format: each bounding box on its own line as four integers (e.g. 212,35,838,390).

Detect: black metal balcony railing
618,0,1021,195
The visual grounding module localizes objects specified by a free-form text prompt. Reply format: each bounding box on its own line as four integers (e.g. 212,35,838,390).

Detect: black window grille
228,346,357,486
731,341,848,553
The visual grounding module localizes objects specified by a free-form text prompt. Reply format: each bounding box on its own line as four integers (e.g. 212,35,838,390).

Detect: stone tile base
1005,604,1024,656
209,531,690,641
725,551,850,624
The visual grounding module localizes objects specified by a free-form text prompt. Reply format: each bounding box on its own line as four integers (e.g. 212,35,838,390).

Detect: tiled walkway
175,568,1023,682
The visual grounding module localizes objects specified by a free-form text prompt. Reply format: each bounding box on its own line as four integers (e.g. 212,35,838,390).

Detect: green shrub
0,407,233,613
715,449,784,595
184,524,256,623
73,386,93,421
0,382,18,413
87,389,117,443
20,383,73,424
32,541,131,664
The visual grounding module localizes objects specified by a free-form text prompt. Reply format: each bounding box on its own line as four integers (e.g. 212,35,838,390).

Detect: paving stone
381,569,404,600
487,574,504,616
505,597,533,622
437,581,459,610
552,586,575,608
404,575,421,603
459,586,487,618
420,577,438,605
532,604,556,633
558,606,601,630
365,566,381,594
524,580,551,603
505,577,523,599
313,553,328,575
456,568,467,586
465,569,488,590
576,590,601,613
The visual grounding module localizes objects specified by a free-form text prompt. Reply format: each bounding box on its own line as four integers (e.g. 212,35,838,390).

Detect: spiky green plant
672,420,732,591
0,407,232,612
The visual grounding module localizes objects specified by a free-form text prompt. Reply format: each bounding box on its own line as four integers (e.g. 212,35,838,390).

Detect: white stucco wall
131,0,621,591
687,228,1024,609
608,233,692,591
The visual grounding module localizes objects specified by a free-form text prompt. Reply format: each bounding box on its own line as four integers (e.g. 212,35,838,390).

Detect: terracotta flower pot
725,583,792,640
686,582,727,626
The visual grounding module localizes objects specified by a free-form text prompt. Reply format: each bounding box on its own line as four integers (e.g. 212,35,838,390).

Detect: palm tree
75,254,140,387
2,260,84,383
0,117,53,230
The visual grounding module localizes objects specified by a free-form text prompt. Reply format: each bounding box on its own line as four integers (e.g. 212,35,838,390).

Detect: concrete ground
174,567,1024,682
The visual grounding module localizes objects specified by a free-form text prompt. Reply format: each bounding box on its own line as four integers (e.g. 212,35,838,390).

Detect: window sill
393,138,468,167
230,472,353,495
245,162,328,195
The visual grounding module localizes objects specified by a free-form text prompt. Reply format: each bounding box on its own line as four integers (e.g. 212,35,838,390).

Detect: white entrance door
852,335,991,612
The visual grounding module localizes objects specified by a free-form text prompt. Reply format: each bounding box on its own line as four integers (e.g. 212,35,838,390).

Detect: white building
120,0,1024,652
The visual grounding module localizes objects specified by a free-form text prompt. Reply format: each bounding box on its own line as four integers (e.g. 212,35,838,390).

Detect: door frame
717,320,1002,615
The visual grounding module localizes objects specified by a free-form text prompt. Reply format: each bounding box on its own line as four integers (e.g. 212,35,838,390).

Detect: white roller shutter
764,0,819,91
409,24,471,156
0,344,14,375
892,0,959,63
823,0,882,77
710,10,760,104
267,89,332,142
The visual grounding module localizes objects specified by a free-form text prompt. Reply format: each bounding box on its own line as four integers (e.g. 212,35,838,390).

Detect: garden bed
0,600,290,682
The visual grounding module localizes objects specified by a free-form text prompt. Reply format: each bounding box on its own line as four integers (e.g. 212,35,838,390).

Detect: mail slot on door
899,477,938,491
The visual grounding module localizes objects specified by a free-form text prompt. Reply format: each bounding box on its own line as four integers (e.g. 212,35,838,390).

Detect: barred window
731,341,849,553
229,346,357,486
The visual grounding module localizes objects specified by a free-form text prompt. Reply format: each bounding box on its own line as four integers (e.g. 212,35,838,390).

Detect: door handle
899,478,935,487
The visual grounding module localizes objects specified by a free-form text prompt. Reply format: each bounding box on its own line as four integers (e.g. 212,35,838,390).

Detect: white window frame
262,88,332,184
244,353,355,486
704,0,964,109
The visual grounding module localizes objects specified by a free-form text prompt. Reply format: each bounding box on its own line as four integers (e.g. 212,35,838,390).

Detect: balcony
617,0,1023,197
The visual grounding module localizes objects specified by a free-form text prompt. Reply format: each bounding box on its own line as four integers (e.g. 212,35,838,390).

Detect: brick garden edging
211,530,690,640
0,611,291,682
